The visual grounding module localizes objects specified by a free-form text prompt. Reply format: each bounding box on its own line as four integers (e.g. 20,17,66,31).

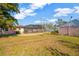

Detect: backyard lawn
0,33,79,56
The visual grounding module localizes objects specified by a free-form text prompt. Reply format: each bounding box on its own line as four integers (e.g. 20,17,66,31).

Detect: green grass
0,33,79,56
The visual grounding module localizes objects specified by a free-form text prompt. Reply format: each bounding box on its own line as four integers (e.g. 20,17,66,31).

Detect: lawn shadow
46,47,69,56
58,40,79,52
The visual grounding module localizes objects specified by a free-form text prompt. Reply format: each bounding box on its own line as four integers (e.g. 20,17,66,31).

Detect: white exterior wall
16,28,24,34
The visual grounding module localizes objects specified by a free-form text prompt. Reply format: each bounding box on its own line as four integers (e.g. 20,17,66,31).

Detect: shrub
50,31,58,35
16,31,20,34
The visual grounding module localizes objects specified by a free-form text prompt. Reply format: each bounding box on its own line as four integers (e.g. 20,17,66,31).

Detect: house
24,25,45,33
58,19,79,36
0,28,16,35
16,25,45,34
16,26,25,34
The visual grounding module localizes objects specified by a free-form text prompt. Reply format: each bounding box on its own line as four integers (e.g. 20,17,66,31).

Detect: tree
0,3,19,32
56,19,67,27
45,22,58,32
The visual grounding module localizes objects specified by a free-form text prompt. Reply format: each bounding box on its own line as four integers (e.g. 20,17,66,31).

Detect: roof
16,24,45,29
60,19,79,27
16,26,25,28
25,25,44,29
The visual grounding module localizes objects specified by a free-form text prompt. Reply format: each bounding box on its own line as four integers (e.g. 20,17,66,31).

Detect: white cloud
14,3,79,19
27,13,37,16
74,6,79,13
14,8,35,19
48,19,57,22
34,20,41,24
34,18,57,24
30,3,50,10
54,8,74,17
14,3,52,19
54,6,79,17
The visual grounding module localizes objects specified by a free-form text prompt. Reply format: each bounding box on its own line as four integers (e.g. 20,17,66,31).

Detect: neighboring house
0,24,45,35
16,25,45,33
16,26,25,34
0,28,16,35
24,25,45,33
58,19,79,36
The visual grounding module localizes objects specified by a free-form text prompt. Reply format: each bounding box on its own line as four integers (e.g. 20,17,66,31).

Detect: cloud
14,3,52,19
27,13,37,16
30,3,50,10
14,8,35,19
14,3,79,19
34,20,42,24
34,18,57,24
54,8,74,17
54,6,79,17
48,19,57,22
74,6,79,13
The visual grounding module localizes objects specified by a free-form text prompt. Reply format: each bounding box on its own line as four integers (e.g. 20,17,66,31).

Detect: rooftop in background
17,24,45,29
25,24,44,29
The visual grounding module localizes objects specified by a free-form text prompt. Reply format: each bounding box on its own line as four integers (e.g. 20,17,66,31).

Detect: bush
50,31,58,35
16,31,20,34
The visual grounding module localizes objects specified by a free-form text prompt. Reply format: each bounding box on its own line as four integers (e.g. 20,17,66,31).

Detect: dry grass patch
0,33,79,56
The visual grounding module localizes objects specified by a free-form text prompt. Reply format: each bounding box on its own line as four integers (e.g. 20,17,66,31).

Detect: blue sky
14,3,79,25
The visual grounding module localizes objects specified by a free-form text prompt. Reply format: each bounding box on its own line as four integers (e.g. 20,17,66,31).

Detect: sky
14,3,79,25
